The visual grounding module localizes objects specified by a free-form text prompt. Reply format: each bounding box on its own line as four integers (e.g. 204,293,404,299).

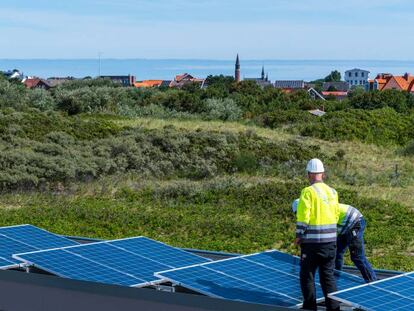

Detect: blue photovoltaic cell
0,256,18,269
0,225,78,249
159,265,299,307
330,272,414,311
0,234,37,262
15,237,210,287
156,250,364,307
69,242,172,282
109,237,209,268
17,249,141,286
0,224,79,269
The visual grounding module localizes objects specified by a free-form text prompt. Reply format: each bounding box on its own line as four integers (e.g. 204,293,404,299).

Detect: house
245,66,272,88
321,82,349,100
322,91,348,100
322,81,350,92
23,78,52,90
169,73,206,89
308,87,326,100
273,80,305,92
134,80,164,88
99,75,136,87
1,69,24,80
368,73,414,92
367,73,391,91
160,80,172,88
345,68,370,88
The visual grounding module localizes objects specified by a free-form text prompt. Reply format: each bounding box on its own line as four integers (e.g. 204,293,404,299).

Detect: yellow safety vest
296,182,339,243
337,204,363,235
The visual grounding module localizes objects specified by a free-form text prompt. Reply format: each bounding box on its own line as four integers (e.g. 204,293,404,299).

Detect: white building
345,68,370,88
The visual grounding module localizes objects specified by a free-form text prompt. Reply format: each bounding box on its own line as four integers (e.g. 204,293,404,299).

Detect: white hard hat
291,199,300,213
306,158,325,173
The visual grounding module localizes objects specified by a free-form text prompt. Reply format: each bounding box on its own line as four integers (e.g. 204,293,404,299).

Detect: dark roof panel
274,80,305,89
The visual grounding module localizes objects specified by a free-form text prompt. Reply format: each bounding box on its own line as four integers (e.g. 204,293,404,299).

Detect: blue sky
1,0,413,59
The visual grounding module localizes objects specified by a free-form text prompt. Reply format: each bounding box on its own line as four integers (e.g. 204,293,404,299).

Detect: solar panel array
155,250,365,307
0,224,78,268
2,224,397,309
15,237,211,287
329,272,414,311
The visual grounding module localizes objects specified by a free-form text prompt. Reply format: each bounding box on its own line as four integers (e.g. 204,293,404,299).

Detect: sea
1,59,414,81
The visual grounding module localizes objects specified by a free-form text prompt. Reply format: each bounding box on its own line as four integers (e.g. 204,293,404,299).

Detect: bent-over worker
293,201,378,283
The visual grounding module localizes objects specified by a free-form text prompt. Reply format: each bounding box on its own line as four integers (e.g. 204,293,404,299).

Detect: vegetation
0,73,413,271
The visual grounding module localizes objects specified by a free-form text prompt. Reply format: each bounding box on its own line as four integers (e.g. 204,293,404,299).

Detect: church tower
235,54,241,82
261,66,265,80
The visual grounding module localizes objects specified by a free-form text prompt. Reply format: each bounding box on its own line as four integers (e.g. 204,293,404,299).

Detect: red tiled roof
322,91,348,96
134,80,163,88
393,77,409,90
24,78,41,88
175,73,194,82
382,74,414,91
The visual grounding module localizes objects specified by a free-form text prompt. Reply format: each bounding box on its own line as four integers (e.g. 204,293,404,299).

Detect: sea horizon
2,58,414,81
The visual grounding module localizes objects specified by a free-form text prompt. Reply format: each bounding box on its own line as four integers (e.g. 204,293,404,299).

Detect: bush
0,113,327,190
297,108,414,146
403,140,414,156
256,110,313,128
349,89,411,113
28,89,56,111
203,98,242,121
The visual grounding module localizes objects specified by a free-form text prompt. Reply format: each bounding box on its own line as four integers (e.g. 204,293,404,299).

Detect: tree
205,75,234,88
324,70,342,82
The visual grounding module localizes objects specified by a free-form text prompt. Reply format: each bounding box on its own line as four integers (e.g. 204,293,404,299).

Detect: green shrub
0,115,326,190
403,140,414,156
349,89,411,113
203,98,242,121
256,109,313,128
297,108,414,146
233,152,259,173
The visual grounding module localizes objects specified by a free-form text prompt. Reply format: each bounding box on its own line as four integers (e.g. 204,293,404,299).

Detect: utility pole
98,52,102,77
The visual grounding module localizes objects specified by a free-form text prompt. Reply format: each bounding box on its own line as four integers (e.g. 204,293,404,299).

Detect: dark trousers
335,218,377,282
300,242,340,311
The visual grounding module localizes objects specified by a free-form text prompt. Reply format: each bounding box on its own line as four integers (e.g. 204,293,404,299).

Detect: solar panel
14,237,211,287
109,237,209,268
329,272,414,311
155,250,364,307
0,256,19,269
0,224,78,249
0,224,78,269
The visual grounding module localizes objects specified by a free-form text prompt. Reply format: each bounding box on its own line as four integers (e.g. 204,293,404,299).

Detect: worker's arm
296,188,312,241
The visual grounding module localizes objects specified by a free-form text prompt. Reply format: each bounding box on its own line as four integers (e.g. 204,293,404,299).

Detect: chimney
404,73,411,80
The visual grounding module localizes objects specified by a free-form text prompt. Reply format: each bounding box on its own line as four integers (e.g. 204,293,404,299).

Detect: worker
292,201,377,283
294,159,340,311
336,203,377,282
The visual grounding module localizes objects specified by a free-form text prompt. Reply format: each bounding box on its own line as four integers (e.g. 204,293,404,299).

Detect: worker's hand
294,238,301,245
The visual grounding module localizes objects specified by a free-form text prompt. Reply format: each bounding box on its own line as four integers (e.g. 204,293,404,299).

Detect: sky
1,0,414,60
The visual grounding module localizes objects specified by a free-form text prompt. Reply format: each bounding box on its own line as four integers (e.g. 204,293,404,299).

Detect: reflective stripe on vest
338,205,363,235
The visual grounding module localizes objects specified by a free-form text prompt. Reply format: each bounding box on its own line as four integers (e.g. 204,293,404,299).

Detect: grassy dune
0,116,411,271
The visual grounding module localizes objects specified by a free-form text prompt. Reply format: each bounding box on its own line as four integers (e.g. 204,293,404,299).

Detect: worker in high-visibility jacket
336,204,377,282
293,202,378,283
295,159,340,311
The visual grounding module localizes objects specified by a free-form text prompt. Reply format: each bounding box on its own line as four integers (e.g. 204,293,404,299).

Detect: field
0,114,412,271
1,75,413,271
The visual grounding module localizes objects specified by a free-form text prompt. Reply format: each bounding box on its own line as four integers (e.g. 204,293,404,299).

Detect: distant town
2,55,414,104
